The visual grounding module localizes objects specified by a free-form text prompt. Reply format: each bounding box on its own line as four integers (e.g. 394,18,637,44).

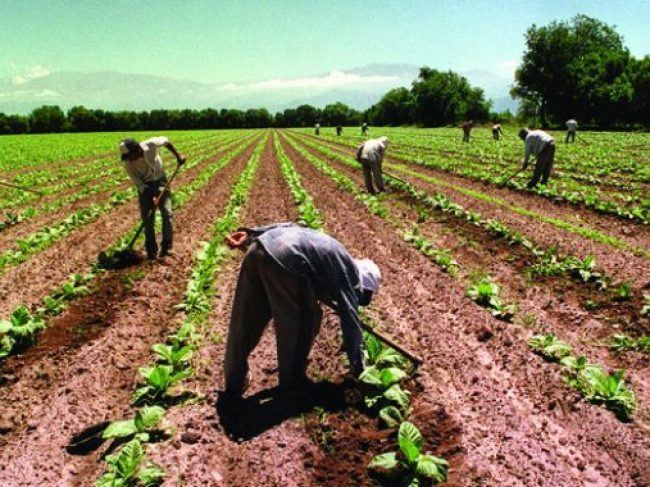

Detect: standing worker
565,118,578,143
119,136,185,260
462,120,473,142
492,123,505,141
356,136,389,195
336,125,343,136
361,122,369,136
222,222,381,397
314,123,320,136
518,128,556,188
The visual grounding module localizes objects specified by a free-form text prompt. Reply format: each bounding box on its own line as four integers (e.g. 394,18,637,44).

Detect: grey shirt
123,136,169,193
246,223,365,372
356,138,388,164
524,130,554,166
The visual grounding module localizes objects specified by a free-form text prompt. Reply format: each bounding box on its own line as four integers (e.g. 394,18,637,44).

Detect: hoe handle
0,180,44,196
126,161,185,251
360,321,423,367
383,171,409,186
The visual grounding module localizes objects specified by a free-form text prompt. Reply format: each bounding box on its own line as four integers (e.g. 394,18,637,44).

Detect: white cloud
12,65,51,85
215,70,401,94
498,60,518,75
35,89,60,97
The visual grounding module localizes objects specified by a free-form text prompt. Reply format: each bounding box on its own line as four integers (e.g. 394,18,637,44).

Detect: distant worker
356,136,389,195
462,120,473,142
565,118,578,143
361,122,369,136
222,222,381,397
518,128,556,188
336,125,343,136
492,123,505,141
119,137,185,260
315,123,320,136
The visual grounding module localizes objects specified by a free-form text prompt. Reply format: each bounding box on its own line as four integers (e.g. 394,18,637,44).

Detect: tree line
0,14,647,134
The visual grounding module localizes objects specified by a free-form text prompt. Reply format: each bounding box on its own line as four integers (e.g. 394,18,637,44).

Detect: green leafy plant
611,334,650,354
528,334,573,360
151,343,193,372
641,294,650,317
131,365,193,405
102,406,166,443
96,438,164,487
467,277,517,321
0,306,46,358
368,421,449,485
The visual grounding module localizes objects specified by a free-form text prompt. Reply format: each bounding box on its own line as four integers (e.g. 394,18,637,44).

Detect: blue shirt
246,223,365,373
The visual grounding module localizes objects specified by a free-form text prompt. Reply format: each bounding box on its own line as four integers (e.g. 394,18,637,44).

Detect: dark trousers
528,142,556,188
224,242,322,395
360,157,385,194
138,180,173,258
566,130,576,143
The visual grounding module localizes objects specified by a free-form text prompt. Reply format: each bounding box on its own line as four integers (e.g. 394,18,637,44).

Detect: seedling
151,343,193,372
102,406,166,443
132,365,193,405
467,277,517,321
368,421,449,484
0,305,46,358
95,438,165,487
528,334,573,360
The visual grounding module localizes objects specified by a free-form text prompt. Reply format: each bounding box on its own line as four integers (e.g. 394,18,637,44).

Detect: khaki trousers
360,157,385,194
528,142,556,188
224,242,322,394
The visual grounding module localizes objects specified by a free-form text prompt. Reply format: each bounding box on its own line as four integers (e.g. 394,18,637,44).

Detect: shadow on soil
215,379,357,441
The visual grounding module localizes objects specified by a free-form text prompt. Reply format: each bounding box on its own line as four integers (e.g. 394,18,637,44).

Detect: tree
368,87,414,126
411,68,489,126
512,15,630,126
29,105,66,133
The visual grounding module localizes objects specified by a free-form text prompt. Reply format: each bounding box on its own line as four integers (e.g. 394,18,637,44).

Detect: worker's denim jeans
528,142,556,188
224,242,322,395
138,181,173,258
361,157,385,194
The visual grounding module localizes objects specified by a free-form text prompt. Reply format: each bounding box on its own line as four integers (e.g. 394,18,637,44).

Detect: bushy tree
368,87,414,126
29,105,66,133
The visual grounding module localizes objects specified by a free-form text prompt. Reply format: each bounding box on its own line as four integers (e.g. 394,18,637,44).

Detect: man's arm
164,141,186,165
355,143,364,162
336,288,366,376
522,139,532,169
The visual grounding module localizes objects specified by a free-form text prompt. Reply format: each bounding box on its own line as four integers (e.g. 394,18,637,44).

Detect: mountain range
0,64,517,115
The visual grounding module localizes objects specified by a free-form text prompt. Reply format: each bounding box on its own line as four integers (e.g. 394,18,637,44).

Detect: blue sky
2,0,648,83
0,0,648,114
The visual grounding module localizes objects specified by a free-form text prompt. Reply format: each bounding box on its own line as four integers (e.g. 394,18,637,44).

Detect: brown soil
0,136,260,486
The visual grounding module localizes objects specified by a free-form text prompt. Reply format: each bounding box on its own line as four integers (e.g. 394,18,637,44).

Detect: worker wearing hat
222,222,381,398
119,136,185,259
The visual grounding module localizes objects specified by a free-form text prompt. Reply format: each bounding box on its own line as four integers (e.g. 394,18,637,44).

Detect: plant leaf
367,452,399,474
416,454,449,482
102,419,137,439
398,421,422,464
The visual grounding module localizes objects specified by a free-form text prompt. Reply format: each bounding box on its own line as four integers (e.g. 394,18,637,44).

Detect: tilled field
0,129,648,486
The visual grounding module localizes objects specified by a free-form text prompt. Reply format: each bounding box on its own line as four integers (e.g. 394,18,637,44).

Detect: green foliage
0,306,46,358
467,277,517,321
528,334,573,360
102,406,165,443
368,421,449,484
131,365,193,405
611,334,650,354
95,439,164,487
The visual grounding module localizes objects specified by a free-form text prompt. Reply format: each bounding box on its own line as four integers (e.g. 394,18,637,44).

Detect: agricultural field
0,127,648,486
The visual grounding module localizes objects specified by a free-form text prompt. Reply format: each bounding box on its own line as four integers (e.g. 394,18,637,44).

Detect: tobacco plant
368,421,449,485
95,438,164,487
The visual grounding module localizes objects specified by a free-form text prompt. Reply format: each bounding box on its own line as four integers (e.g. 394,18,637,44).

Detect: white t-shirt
566,119,578,131
524,130,554,165
123,136,169,193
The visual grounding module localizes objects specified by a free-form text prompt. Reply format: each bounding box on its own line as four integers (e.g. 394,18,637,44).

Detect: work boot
159,248,175,258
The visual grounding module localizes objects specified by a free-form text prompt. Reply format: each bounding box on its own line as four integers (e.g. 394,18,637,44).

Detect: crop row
95,136,266,485
0,135,259,361
276,133,448,484
282,132,641,422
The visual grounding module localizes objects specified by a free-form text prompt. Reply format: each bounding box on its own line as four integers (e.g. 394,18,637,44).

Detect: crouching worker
222,222,381,398
356,136,389,194
518,128,556,188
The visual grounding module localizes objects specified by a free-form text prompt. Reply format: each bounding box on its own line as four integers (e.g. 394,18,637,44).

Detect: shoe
159,248,176,258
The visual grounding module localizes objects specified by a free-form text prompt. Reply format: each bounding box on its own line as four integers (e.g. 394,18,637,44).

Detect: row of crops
0,127,648,485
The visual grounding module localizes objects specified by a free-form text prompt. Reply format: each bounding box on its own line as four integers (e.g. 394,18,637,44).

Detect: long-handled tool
97,162,184,269
0,179,44,196
383,171,410,186
497,167,525,188
360,321,423,367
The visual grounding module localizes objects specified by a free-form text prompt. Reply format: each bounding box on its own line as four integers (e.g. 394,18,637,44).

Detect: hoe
0,179,44,196
97,162,183,270
360,321,423,367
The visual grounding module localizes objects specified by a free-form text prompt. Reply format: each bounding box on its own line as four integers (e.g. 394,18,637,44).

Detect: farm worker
222,222,381,397
336,125,343,136
462,120,473,142
565,118,578,143
361,122,369,136
518,128,556,188
314,123,320,136
492,123,504,141
119,137,185,259
355,136,389,194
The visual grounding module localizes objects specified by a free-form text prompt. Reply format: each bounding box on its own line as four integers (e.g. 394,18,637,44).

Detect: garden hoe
0,179,44,197
497,167,525,188
360,321,423,368
97,162,184,270
383,171,410,186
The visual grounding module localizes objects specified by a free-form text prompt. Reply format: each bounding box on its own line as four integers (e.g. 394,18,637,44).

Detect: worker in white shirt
565,119,578,143
518,128,556,188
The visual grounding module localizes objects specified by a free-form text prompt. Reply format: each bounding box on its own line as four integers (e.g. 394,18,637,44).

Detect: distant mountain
0,64,516,115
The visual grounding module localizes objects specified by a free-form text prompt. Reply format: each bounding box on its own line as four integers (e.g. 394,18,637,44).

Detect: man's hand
177,154,186,166
152,195,160,207
225,231,249,250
